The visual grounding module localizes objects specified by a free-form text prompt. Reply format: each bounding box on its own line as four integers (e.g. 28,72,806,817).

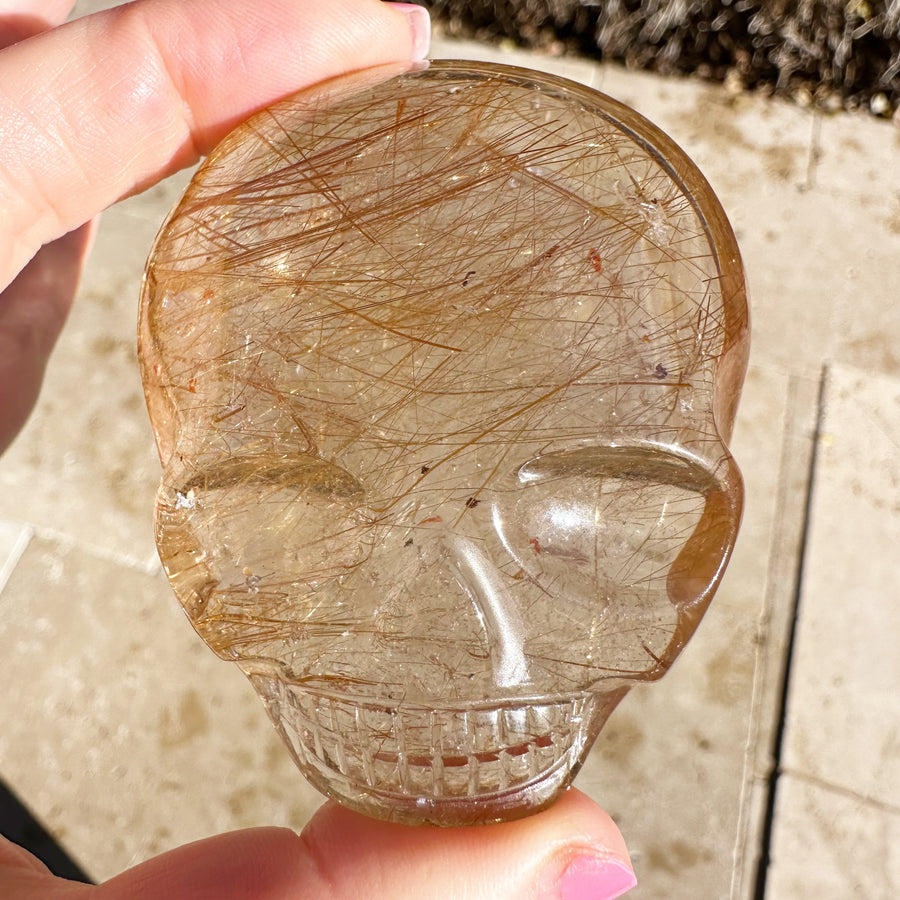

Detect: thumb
298,788,636,899
0,789,636,900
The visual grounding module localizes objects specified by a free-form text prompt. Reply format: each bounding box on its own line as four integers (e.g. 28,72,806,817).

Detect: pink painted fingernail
385,3,431,61
558,855,637,900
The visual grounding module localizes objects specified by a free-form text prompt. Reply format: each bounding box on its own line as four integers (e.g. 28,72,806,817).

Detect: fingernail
385,3,431,61
558,855,637,900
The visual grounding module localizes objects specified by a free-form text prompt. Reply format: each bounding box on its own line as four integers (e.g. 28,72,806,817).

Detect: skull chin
250,673,627,825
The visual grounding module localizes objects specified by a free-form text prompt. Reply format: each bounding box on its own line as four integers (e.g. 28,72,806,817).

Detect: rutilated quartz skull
139,61,749,826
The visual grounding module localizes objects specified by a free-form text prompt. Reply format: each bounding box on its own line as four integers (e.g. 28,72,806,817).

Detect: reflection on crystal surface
139,61,749,824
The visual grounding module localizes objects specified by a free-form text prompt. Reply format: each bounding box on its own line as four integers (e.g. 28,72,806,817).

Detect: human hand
0,2,635,897
0,788,635,899
0,0,430,452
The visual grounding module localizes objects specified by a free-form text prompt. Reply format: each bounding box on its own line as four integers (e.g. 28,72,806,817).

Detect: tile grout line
781,768,900,819
752,363,830,900
730,370,817,900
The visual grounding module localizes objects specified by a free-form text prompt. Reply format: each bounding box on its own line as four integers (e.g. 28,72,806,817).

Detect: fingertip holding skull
139,61,749,825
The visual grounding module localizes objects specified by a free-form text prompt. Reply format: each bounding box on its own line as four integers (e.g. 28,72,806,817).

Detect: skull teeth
277,690,591,800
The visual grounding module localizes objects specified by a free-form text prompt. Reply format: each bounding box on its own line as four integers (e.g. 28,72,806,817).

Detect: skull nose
443,533,530,690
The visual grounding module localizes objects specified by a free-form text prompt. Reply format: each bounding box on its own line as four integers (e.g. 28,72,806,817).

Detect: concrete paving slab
731,372,821,900
0,535,321,882
782,364,900,806
767,773,900,900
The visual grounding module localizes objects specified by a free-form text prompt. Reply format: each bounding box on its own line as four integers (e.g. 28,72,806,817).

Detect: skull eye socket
513,442,716,571
155,453,372,658
478,445,716,679
507,444,716,597
501,454,707,598
511,474,707,584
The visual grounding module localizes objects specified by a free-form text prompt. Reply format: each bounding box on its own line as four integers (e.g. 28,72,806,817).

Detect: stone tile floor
1,3,898,897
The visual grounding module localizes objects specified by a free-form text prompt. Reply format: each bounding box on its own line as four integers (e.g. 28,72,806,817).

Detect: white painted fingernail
385,2,431,61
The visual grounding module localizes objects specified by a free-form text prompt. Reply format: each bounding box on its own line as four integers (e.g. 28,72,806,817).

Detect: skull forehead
147,68,728,467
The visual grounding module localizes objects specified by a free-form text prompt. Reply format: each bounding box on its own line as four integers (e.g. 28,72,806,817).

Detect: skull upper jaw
251,674,629,826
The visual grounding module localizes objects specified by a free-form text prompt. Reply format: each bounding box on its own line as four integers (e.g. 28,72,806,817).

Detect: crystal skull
139,61,749,825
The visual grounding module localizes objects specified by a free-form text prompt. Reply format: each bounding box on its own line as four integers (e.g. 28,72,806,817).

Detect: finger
0,0,76,43
299,788,637,899
0,828,302,900
0,0,75,15
95,827,311,900
0,2,90,454
0,0,431,289
101,791,635,900
1,791,636,900
0,222,94,454
0,835,87,900
0,834,52,877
